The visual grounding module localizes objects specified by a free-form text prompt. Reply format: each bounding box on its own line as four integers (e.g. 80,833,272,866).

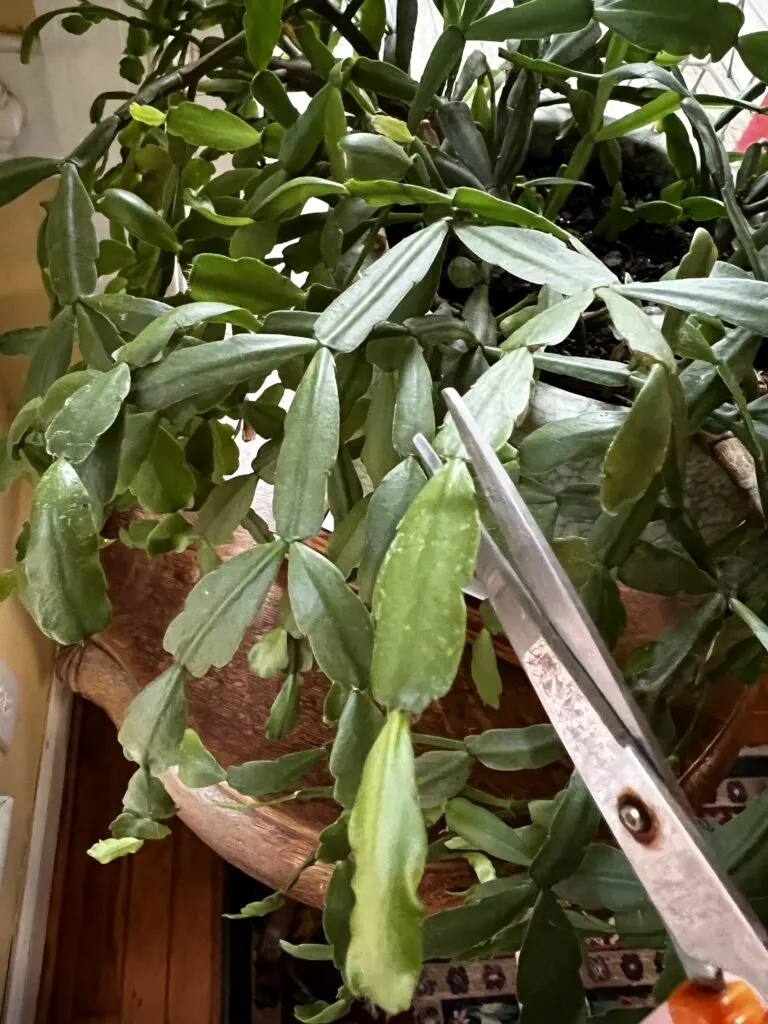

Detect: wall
0,4,126,1013
0,3,125,162
0,1,35,35
0,183,55,1006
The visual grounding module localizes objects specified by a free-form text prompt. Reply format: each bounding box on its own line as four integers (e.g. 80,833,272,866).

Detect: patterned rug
413,950,657,1022
224,750,768,1023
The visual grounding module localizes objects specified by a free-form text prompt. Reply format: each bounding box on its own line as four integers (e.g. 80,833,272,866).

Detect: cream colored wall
0,182,55,1001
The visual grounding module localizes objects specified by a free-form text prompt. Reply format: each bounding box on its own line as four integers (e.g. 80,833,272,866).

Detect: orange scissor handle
668,980,767,1023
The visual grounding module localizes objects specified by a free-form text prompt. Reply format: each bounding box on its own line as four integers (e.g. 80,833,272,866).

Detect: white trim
3,675,72,1024
0,664,18,754
0,35,21,55
0,81,24,158
0,797,13,894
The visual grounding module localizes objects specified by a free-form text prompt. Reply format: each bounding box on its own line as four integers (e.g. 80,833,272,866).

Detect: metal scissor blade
440,387,663,767
487,561,768,997
422,397,768,995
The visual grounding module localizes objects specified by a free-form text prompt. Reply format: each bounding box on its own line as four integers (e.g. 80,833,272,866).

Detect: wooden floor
35,698,223,1024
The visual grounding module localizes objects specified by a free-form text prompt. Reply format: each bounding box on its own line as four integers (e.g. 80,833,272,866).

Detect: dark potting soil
505,144,696,359
528,207,694,362
384,132,727,374
431,139,701,362
495,142,699,360
485,216,696,361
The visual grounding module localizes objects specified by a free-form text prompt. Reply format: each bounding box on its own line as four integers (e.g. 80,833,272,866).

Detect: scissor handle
644,980,767,1022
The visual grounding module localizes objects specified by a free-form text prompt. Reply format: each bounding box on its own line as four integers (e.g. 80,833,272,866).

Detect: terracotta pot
57,507,764,912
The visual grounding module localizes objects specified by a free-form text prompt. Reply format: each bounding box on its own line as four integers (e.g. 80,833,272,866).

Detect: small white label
0,662,19,752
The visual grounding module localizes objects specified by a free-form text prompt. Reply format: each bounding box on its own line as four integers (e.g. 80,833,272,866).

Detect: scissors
414,387,768,1019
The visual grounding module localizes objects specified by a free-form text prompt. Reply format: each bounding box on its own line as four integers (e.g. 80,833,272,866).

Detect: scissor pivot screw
618,793,656,843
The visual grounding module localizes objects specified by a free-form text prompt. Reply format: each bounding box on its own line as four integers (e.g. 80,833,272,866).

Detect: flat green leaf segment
601,362,672,514
468,0,592,40
393,339,435,456
118,665,187,774
243,0,282,72
178,728,225,788
471,628,502,709
465,726,564,771
274,348,339,540
615,278,768,334
189,255,305,313
133,334,318,410
47,163,98,305
504,290,594,350
23,459,110,644
415,749,472,809
116,302,257,368
517,889,585,1022
288,543,373,691
167,102,261,150
372,460,480,713
531,773,600,887
330,689,383,809
227,746,326,797
164,540,286,676
731,599,768,654
455,224,616,295
45,363,131,463
453,188,570,239
358,457,426,604
0,156,59,207
423,879,535,960
347,711,426,1013
315,220,449,352
88,837,144,864
98,189,181,253
446,797,540,866
599,289,675,369
436,346,533,456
